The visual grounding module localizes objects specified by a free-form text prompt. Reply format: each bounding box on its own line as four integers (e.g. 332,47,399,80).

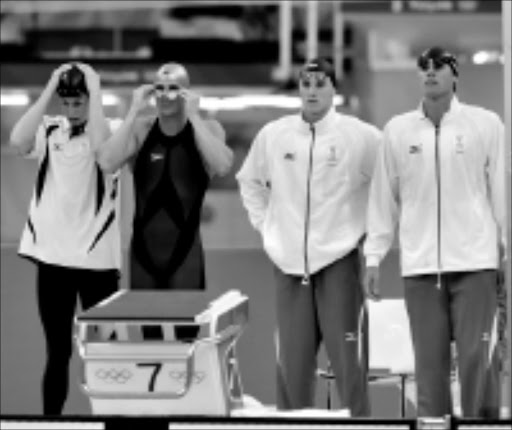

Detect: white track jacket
19,116,122,270
364,97,506,276
237,107,381,278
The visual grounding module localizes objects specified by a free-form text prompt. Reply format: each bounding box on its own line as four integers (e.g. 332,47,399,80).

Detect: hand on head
74,63,101,93
50,63,73,89
51,62,98,97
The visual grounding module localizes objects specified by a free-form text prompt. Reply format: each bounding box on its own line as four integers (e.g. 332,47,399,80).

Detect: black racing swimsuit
130,120,209,290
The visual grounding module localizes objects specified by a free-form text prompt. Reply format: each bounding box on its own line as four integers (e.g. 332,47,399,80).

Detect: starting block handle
195,290,249,338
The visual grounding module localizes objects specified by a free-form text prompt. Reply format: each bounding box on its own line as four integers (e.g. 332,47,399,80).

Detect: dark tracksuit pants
404,270,500,418
37,262,119,415
274,249,369,416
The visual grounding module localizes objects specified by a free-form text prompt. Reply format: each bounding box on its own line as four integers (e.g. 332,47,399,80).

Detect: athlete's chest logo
327,146,339,166
150,152,164,162
409,143,422,154
455,135,465,154
52,133,65,152
55,139,88,156
283,152,296,161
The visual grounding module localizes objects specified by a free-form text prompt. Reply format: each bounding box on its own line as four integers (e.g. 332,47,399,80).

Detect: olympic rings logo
94,368,133,384
169,370,206,384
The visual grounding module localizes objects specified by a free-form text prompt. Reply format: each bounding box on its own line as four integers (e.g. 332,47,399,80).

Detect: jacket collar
298,106,337,134
416,95,462,121
60,116,89,138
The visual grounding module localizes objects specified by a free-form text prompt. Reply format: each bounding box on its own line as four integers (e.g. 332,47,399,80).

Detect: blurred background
0,0,507,418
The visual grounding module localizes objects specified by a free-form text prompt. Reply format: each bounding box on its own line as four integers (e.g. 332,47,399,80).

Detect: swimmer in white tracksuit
363,46,507,418
237,58,381,415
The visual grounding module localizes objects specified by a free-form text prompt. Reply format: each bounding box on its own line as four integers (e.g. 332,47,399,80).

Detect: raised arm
75,63,110,157
181,88,233,177
95,84,154,174
9,63,71,156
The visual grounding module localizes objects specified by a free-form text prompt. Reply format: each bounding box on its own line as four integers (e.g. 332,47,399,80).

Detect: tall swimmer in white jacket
237,58,381,415
363,46,507,418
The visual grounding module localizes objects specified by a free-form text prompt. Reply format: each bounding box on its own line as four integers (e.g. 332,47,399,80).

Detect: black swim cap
56,65,89,97
417,46,459,77
299,57,337,87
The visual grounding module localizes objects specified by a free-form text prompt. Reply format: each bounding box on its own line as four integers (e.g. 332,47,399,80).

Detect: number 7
137,362,162,392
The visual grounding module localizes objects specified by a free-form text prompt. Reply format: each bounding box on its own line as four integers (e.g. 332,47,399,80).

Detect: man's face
417,56,457,98
153,80,184,115
152,64,189,116
299,71,335,117
58,94,88,126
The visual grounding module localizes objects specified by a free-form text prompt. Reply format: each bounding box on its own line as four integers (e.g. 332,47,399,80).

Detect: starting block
74,289,249,416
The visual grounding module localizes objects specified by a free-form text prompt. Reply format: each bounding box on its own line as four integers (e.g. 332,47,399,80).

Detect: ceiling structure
0,1,503,53
348,12,502,55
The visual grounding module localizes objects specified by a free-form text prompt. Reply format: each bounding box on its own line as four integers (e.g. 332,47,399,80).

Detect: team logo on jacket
455,135,465,154
409,143,422,154
327,146,339,166
284,152,296,161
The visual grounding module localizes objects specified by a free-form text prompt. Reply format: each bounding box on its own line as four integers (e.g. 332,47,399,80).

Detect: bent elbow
96,153,119,174
216,162,231,177
8,139,32,157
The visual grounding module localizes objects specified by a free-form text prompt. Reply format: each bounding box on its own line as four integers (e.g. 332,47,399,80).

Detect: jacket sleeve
360,124,382,180
363,123,400,267
486,113,508,259
25,116,52,160
235,127,271,233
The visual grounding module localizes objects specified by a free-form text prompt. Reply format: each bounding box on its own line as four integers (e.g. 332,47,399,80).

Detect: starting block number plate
86,360,203,394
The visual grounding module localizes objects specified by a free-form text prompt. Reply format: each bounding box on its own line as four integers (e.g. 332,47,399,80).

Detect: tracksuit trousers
404,270,500,418
37,262,119,415
274,249,369,416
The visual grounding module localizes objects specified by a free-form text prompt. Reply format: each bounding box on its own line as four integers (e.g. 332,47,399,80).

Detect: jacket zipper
434,125,442,288
302,123,316,285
